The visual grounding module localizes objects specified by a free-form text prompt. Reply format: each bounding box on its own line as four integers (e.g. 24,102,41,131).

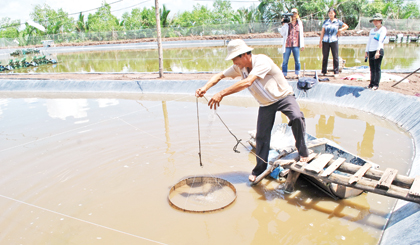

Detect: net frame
168,176,237,213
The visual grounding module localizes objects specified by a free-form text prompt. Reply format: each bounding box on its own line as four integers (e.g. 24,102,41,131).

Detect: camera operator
279,8,305,78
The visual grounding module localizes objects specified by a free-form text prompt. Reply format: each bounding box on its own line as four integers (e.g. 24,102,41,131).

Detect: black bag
297,71,318,92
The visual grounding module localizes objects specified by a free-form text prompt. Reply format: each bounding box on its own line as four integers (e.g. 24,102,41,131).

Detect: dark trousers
252,95,309,176
322,41,339,74
368,49,384,87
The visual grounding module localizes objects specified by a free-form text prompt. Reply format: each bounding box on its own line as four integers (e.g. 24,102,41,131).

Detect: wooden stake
155,0,164,78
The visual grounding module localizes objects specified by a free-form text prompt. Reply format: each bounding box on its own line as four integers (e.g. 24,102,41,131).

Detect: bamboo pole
391,66,420,87
155,0,164,78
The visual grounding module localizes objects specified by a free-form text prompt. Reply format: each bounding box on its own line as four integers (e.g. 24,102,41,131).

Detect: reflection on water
47,99,89,120
162,101,176,176
2,42,420,73
358,123,375,158
316,115,340,144
0,95,413,244
315,117,376,159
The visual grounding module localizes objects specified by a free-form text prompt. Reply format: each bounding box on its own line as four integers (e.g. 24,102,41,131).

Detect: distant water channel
2,42,420,73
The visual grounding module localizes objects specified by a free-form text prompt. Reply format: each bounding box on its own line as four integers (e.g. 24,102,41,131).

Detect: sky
0,0,259,26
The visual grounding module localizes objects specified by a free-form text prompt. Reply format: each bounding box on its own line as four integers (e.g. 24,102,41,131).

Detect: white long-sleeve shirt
365,26,387,52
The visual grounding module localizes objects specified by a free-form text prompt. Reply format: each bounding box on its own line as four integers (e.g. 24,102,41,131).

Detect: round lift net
168,177,237,213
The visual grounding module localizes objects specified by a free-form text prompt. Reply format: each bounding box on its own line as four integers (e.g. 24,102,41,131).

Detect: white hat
225,39,254,60
291,8,298,13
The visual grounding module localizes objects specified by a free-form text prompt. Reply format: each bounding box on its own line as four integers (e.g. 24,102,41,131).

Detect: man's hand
301,47,305,51
208,92,223,110
195,88,206,97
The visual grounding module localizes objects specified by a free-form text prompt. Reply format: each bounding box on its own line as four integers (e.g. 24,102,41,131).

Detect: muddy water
0,94,413,244
2,42,420,73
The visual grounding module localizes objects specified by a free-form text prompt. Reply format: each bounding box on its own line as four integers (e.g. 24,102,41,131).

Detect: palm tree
76,12,88,32
160,4,171,27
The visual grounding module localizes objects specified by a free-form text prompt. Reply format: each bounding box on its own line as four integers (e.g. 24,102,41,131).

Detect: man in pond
195,39,309,182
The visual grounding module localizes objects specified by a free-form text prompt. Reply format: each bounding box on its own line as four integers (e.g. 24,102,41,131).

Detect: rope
199,96,269,165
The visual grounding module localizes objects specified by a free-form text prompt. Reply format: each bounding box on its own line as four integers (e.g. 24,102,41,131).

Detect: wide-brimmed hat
291,8,298,13
225,39,254,60
369,13,383,22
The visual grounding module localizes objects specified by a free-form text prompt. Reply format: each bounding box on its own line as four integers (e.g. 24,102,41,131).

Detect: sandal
372,86,378,90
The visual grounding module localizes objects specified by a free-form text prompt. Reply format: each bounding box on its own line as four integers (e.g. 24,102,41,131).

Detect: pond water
1,42,420,73
0,94,413,244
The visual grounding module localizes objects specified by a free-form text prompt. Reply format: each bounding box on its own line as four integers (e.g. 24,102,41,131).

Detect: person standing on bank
319,8,348,75
365,13,387,90
195,39,310,182
279,8,305,78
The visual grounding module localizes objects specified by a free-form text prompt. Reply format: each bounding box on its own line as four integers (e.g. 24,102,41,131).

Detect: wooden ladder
277,153,420,204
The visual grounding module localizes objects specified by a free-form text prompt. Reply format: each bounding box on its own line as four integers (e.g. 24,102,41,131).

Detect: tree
401,3,420,19
337,0,367,28
75,12,89,32
233,7,258,24
122,8,143,30
363,0,420,19
295,0,327,20
257,0,283,24
87,2,121,32
17,23,38,46
160,4,171,27
30,3,74,34
172,4,214,27
0,17,20,38
212,0,234,24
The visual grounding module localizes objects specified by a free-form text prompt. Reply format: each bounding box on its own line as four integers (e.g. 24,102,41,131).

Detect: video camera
281,13,294,24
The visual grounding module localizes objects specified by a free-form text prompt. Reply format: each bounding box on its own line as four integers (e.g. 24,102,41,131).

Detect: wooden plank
295,152,318,168
349,162,372,184
409,176,420,196
304,154,334,173
376,168,398,190
276,159,296,167
320,158,346,177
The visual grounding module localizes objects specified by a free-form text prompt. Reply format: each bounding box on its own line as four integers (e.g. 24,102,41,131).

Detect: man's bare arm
195,72,225,97
208,74,258,109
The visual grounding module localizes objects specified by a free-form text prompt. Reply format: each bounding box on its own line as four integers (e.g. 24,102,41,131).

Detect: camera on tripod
281,13,294,24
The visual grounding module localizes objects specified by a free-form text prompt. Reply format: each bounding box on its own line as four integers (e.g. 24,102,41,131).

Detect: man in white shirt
195,39,309,182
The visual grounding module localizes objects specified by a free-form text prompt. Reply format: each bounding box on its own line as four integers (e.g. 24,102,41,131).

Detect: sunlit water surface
0,94,413,244
2,42,420,73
